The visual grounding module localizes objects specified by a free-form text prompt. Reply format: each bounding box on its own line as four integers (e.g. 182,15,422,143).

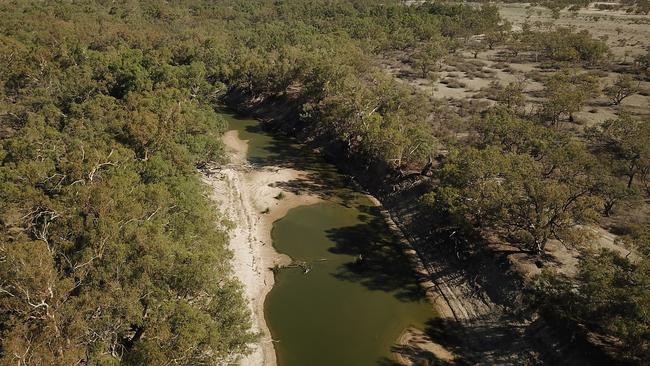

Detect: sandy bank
206,128,455,365
202,130,321,366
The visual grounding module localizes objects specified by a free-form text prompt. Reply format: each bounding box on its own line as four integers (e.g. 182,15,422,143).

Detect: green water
222,112,437,366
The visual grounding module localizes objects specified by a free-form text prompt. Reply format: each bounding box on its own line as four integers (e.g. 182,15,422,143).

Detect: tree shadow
419,317,544,366
239,120,364,207
374,316,549,366
324,204,429,303
271,172,360,208
242,122,322,170
384,331,458,366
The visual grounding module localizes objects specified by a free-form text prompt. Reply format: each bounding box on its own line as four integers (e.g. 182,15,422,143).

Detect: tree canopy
0,0,645,364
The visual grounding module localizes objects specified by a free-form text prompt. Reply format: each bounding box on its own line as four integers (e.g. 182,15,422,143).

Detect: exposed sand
202,130,321,366
395,327,456,365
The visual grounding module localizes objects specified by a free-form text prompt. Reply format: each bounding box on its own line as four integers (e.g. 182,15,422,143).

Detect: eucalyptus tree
590,113,650,189
604,75,640,105
540,69,600,127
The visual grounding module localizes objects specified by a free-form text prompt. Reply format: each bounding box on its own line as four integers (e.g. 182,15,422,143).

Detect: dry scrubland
379,2,650,280
372,3,650,364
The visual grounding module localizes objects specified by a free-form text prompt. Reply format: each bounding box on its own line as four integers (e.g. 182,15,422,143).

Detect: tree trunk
627,172,635,189
420,156,433,176
123,326,145,350
532,236,547,255
603,201,615,217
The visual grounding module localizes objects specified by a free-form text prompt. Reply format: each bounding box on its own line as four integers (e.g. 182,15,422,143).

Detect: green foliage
535,247,650,361
531,0,591,13
0,9,508,362
540,69,600,126
484,19,512,50
509,25,608,64
466,39,488,59
207,1,496,170
433,4,505,40
492,81,527,113
426,111,601,253
589,113,650,189
413,39,448,78
3,0,637,362
594,172,640,216
635,50,650,77
0,2,255,364
303,71,438,169
604,75,640,105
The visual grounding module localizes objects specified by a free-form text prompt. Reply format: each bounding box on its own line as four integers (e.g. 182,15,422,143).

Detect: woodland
1,0,649,364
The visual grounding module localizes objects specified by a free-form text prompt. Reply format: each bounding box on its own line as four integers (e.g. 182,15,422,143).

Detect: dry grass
441,78,466,89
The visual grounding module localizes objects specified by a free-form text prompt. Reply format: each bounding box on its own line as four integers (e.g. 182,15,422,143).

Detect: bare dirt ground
498,2,650,57
202,130,321,366
381,3,650,127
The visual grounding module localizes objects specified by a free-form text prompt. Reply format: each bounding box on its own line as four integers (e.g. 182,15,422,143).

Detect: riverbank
202,129,321,366
222,93,571,365
208,116,451,365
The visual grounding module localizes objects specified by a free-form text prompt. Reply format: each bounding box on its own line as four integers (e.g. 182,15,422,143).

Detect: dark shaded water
223,113,437,366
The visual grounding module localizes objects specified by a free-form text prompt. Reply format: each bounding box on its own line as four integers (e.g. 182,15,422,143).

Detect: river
224,112,437,366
